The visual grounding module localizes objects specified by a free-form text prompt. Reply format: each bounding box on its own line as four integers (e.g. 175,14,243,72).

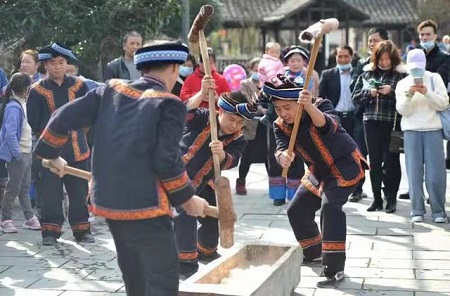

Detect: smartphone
414,77,423,84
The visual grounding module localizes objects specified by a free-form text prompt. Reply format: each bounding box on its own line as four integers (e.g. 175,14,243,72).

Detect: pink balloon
222,64,247,91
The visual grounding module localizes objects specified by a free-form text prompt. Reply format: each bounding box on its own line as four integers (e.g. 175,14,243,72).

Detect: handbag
389,112,404,154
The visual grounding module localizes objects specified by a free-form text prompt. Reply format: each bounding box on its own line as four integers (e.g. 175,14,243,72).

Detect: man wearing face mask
417,20,450,170
319,45,367,202
180,48,231,110
172,54,196,97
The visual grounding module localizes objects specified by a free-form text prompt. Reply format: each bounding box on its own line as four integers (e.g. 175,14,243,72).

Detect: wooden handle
204,205,219,218
282,36,323,178
42,159,92,181
198,29,221,179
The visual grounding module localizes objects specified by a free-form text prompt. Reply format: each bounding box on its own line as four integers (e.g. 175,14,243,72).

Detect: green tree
0,0,181,79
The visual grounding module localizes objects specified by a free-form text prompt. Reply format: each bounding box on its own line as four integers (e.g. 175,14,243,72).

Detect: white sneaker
411,216,424,223
434,217,447,223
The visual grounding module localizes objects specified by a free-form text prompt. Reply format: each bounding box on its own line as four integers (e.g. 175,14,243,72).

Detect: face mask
251,72,259,81
378,65,391,71
420,40,435,52
179,66,193,77
337,63,352,71
410,68,425,78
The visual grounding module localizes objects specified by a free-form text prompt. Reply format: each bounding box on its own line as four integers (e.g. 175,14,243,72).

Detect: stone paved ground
1,156,450,296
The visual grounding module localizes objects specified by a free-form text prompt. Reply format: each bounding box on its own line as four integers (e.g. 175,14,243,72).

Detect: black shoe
74,233,95,243
198,251,221,263
273,199,286,206
367,200,383,212
302,256,321,266
349,192,362,202
399,193,410,200
317,271,345,288
426,199,430,205
446,159,450,170
385,204,397,214
42,236,58,246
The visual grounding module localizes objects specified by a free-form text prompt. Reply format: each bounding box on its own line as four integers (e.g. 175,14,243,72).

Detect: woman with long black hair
0,72,40,233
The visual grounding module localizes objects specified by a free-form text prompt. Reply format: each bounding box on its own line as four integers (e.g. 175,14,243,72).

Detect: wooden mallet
282,18,340,178
187,4,236,249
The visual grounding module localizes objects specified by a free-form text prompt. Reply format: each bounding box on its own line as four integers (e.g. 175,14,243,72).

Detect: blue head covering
134,41,189,70
217,92,256,120
261,74,303,101
38,43,77,62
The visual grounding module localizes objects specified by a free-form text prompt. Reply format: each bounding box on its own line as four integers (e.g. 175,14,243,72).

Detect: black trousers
238,122,269,180
175,185,218,273
287,177,354,272
107,218,179,296
364,121,401,200
39,159,90,238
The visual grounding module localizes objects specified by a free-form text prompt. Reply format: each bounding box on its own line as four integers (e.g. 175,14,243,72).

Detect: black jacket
424,44,450,87
102,56,130,82
319,67,347,108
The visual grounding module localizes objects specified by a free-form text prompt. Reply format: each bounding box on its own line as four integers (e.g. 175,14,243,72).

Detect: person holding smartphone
395,49,449,223
352,40,406,213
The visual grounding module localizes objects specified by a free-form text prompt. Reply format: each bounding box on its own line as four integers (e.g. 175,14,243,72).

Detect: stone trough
179,244,302,296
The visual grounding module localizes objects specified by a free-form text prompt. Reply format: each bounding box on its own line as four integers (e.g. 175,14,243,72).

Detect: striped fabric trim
179,251,198,261
42,223,62,233
161,171,191,193
299,234,322,249
91,183,171,220
71,222,91,232
41,128,69,148
197,242,217,256
134,50,188,64
322,241,346,253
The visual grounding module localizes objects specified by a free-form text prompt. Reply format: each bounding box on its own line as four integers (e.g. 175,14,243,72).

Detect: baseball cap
406,49,426,70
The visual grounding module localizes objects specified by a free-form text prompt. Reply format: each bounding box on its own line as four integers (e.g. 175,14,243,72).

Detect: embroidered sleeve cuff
161,171,196,207
34,128,69,159
220,152,234,170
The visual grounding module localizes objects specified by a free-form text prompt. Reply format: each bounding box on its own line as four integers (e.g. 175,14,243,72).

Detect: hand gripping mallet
282,18,340,178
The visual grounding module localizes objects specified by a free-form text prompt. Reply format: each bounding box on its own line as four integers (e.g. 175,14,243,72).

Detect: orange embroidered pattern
141,89,180,101
192,158,213,187
71,131,90,161
68,79,84,101
197,242,217,256
222,153,234,169
179,251,198,261
34,84,56,112
301,171,322,197
42,224,62,233
299,234,322,249
41,129,68,148
71,223,90,232
109,79,142,99
162,171,190,193
296,146,315,175
323,241,346,252
182,125,211,164
274,117,292,136
91,183,170,220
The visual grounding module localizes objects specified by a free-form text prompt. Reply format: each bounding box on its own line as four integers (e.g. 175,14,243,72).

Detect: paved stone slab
371,235,414,250
314,290,413,296
0,240,42,256
297,276,363,289
363,279,450,292
347,226,377,235
0,256,69,267
345,267,414,279
369,258,450,269
0,288,63,295
59,258,118,270
416,269,450,280
84,269,122,282
292,287,315,296
28,278,123,292
416,293,450,296
60,292,126,296
413,251,450,260
414,234,450,251
347,250,412,259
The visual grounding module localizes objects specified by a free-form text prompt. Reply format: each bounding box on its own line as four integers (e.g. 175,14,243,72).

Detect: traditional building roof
221,0,419,28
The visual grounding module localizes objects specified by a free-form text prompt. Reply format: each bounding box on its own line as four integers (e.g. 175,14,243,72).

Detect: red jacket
180,67,231,109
